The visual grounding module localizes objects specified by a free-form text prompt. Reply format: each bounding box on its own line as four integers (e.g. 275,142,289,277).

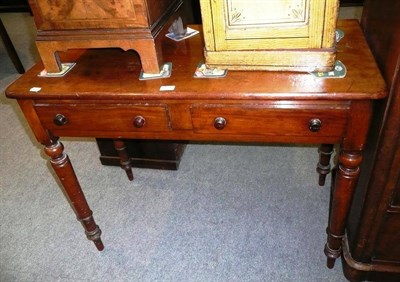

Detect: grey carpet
1,12,349,282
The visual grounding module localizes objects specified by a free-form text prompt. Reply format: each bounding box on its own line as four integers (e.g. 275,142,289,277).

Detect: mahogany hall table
5,21,386,269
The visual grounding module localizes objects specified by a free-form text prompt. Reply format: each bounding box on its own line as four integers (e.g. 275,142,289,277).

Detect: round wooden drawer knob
309,118,322,132
133,116,146,128
53,114,68,126
214,117,227,130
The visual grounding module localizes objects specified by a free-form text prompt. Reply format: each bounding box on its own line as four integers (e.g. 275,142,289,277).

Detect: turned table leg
113,139,134,181
44,140,104,251
324,150,362,268
317,144,334,186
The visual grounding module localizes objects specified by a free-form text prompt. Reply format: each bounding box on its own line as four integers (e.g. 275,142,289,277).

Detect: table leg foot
324,236,343,269
326,257,336,269
83,223,104,251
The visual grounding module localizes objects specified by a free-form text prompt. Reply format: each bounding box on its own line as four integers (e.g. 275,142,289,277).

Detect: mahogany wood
5,21,386,271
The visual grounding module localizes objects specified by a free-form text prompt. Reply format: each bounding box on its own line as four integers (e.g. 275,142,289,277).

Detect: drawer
31,0,180,30
190,104,348,138
31,0,149,29
34,104,171,134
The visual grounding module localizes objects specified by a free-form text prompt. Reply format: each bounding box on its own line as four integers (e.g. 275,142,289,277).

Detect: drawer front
190,104,348,138
30,0,149,29
35,104,171,134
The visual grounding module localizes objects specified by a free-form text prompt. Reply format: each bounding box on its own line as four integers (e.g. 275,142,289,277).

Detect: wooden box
199,0,339,72
96,139,186,171
28,0,183,74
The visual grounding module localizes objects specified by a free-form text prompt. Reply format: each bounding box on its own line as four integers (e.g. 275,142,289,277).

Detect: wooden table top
6,20,386,101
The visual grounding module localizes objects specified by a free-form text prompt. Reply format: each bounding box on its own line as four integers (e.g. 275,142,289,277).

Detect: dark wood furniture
0,0,30,12
96,138,186,171
5,21,386,272
341,0,400,281
27,0,182,74
0,0,31,74
0,18,25,73
340,0,364,6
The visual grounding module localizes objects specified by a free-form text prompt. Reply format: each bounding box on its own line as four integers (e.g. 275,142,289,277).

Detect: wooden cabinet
199,0,339,72
28,0,183,74
342,0,400,281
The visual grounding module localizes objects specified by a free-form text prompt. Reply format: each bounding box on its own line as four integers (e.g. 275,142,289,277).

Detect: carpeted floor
0,9,362,282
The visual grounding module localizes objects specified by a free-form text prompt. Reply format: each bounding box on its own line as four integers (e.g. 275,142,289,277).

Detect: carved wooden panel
206,0,334,50
226,0,309,26
200,0,339,71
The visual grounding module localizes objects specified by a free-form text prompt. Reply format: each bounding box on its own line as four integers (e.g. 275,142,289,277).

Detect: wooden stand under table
5,21,386,271
96,138,186,172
